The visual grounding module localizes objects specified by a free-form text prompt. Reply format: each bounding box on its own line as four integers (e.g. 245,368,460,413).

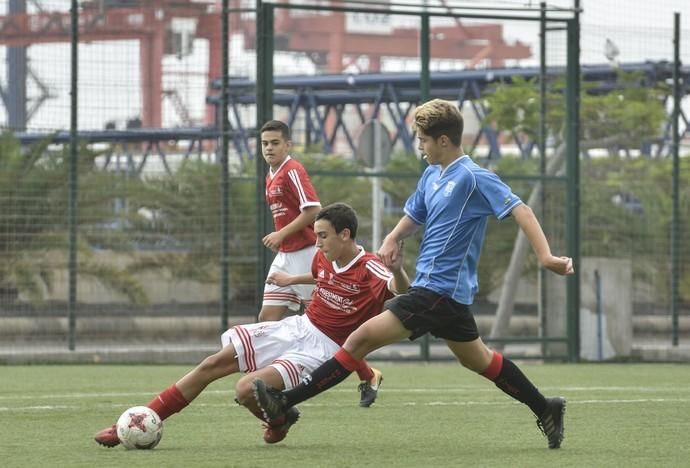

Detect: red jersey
306,248,395,345
265,156,320,252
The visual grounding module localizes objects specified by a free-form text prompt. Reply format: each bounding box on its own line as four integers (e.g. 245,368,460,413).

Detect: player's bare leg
235,366,285,417
237,366,300,444
176,344,241,401
94,344,240,447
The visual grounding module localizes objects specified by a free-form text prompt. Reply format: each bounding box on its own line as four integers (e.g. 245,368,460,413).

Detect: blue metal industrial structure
13,61,690,175
207,60,690,160
15,127,224,175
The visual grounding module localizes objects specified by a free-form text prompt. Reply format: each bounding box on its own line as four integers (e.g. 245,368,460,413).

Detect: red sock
147,384,189,421
334,348,361,372
356,360,374,381
480,351,504,381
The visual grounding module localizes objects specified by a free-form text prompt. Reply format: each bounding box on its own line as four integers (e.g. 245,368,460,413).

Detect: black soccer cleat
358,367,383,408
253,378,289,423
536,396,566,449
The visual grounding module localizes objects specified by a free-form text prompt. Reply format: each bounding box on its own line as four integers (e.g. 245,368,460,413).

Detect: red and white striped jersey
265,156,320,252
306,248,395,345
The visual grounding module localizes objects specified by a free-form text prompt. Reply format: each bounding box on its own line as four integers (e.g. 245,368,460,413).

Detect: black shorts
384,287,479,342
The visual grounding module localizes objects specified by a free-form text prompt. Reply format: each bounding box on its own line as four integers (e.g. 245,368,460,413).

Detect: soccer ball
116,406,163,450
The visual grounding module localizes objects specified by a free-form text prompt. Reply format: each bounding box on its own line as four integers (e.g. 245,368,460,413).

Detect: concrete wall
16,250,219,304
545,257,632,360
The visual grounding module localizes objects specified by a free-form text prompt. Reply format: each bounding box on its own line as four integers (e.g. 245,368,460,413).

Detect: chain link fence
0,1,686,362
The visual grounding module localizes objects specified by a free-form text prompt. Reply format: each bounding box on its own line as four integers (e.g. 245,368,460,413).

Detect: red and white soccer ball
116,406,163,450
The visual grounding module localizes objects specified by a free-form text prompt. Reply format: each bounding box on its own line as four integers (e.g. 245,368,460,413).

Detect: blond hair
413,99,463,146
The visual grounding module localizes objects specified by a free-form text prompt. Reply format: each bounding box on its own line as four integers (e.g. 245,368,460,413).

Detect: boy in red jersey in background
94,203,408,447
258,120,383,406
258,119,320,321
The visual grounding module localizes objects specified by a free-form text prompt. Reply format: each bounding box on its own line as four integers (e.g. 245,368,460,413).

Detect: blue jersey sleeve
403,168,430,225
475,169,523,219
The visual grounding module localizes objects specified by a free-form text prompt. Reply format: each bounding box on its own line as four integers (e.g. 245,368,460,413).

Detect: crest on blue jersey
443,181,456,197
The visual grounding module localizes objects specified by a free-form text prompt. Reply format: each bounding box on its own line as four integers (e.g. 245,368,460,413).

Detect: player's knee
343,329,372,359
234,375,254,404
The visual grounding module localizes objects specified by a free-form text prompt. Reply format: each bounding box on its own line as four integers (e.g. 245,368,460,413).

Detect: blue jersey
404,155,522,304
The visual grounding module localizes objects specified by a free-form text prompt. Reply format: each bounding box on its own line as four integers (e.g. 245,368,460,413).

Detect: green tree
300,152,372,214
580,157,690,302
121,150,372,306
123,160,258,303
481,71,669,339
484,71,667,154
0,132,146,304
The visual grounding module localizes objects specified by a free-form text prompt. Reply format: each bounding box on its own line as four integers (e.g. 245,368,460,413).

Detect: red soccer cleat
262,406,300,444
94,424,120,448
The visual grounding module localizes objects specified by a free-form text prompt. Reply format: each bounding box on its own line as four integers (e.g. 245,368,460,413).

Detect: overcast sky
508,0,690,65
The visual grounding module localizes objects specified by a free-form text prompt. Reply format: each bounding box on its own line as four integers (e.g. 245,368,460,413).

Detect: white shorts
220,315,340,389
263,245,317,311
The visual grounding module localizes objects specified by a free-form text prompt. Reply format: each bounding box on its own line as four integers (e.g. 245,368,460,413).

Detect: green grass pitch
1,363,689,467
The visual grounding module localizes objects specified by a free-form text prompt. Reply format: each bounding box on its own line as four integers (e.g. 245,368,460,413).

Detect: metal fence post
671,12,681,346
220,0,231,331
256,0,274,315
565,6,581,362
67,0,79,351
419,12,431,362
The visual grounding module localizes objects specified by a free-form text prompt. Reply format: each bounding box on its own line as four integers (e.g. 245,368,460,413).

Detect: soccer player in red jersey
258,120,384,406
258,120,321,322
94,203,408,447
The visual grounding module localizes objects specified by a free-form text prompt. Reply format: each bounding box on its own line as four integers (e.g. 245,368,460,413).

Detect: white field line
0,385,688,402
2,396,690,412
0,387,501,398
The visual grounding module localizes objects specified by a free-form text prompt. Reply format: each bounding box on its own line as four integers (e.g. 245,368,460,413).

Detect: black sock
282,356,353,407
493,358,547,416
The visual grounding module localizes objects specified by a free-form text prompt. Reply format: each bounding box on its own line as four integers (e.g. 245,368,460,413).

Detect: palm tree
122,159,259,304
0,132,146,304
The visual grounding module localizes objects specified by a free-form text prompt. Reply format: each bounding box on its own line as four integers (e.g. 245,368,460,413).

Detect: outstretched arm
511,204,574,275
377,215,421,268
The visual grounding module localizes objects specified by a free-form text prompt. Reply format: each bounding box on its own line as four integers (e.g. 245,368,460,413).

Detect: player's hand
377,235,401,268
266,271,291,287
262,231,282,252
388,240,405,272
543,255,574,276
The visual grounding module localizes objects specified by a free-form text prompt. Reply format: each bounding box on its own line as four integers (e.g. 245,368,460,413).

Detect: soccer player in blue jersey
253,98,574,449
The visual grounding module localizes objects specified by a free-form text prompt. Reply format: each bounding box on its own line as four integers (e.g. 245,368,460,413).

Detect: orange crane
0,0,530,128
